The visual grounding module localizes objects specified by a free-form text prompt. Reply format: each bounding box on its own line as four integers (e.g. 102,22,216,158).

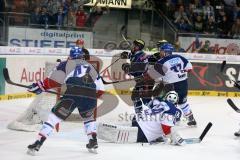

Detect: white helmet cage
165,91,179,104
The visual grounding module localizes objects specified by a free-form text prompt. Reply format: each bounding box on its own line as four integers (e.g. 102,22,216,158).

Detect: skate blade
187,124,197,128
27,149,36,156
88,148,98,154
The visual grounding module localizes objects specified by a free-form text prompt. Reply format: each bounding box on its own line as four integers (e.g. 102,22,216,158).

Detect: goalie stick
184,122,213,144
227,98,240,113
146,122,212,145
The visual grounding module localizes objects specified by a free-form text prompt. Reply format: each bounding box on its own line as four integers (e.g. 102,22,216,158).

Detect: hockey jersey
42,59,104,96
137,98,182,142
148,54,192,84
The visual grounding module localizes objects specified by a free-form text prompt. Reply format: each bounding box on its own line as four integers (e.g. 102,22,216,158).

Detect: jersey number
73,65,91,77
170,63,182,73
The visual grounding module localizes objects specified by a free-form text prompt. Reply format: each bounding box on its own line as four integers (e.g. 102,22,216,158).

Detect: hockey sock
38,113,62,139
84,120,97,140
178,102,192,117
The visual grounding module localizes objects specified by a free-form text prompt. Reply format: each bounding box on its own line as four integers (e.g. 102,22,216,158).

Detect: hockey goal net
7,62,85,132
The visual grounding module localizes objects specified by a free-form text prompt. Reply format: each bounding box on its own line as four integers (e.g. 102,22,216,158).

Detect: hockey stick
227,98,240,113
99,57,121,75
184,122,213,144
120,25,131,47
3,68,59,95
3,68,99,99
101,76,136,85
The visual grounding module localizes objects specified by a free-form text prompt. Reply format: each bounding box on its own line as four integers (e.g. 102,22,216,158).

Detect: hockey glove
28,81,45,94
120,51,129,59
122,63,131,73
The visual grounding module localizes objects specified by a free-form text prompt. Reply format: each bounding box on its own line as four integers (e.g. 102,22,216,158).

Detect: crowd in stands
154,0,240,39
4,0,110,29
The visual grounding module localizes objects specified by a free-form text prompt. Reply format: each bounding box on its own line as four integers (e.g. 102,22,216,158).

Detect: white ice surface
0,96,240,160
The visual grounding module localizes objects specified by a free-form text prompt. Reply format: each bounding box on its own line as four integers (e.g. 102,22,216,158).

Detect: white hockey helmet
165,91,179,104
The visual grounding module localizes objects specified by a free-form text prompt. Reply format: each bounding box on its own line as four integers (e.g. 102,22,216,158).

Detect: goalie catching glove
28,81,46,94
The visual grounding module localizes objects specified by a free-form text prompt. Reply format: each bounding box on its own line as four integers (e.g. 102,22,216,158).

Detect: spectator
174,5,188,22
53,7,65,29
76,5,87,27
174,40,186,52
64,8,76,27
11,0,29,25
12,0,28,12
203,0,215,20
215,5,226,23
62,0,72,15
39,6,51,28
186,3,196,22
204,16,216,34
193,14,204,32
71,0,90,11
175,17,192,32
85,1,110,27
198,40,214,54
229,18,240,38
231,3,240,21
217,15,232,37
45,0,61,16
30,6,41,24
192,0,203,16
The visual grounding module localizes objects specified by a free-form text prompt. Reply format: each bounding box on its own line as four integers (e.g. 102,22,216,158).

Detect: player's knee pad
47,112,62,126
51,99,75,120
178,102,192,116
79,109,95,122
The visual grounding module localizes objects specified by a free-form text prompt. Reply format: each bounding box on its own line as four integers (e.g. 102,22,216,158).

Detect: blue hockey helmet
159,43,175,55
69,47,83,59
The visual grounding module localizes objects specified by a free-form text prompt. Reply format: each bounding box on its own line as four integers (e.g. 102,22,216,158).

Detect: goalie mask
165,91,179,105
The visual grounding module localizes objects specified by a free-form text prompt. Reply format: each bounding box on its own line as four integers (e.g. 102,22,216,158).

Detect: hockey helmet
159,43,175,56
156,39,168,48
133,39,145,50
69,47,84,59
76,39,84,46
165,91,179,104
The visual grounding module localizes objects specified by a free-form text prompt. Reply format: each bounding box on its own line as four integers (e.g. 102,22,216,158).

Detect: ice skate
187,114,197,127
27,140,43,156
86,134,98,154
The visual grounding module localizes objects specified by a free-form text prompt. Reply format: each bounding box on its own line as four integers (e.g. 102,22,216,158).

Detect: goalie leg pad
51,99,76,120
97,123,138,143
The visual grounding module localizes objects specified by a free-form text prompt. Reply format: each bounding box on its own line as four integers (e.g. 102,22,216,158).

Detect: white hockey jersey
148,54,192,84
137,98,182,142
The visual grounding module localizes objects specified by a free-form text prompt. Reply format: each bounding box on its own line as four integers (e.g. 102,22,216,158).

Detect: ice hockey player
27,47,104,155
120,39,154,117
75,39,90,60
147,39,169,64
233,81,240,137
97,91,185,146
147,43,197,126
